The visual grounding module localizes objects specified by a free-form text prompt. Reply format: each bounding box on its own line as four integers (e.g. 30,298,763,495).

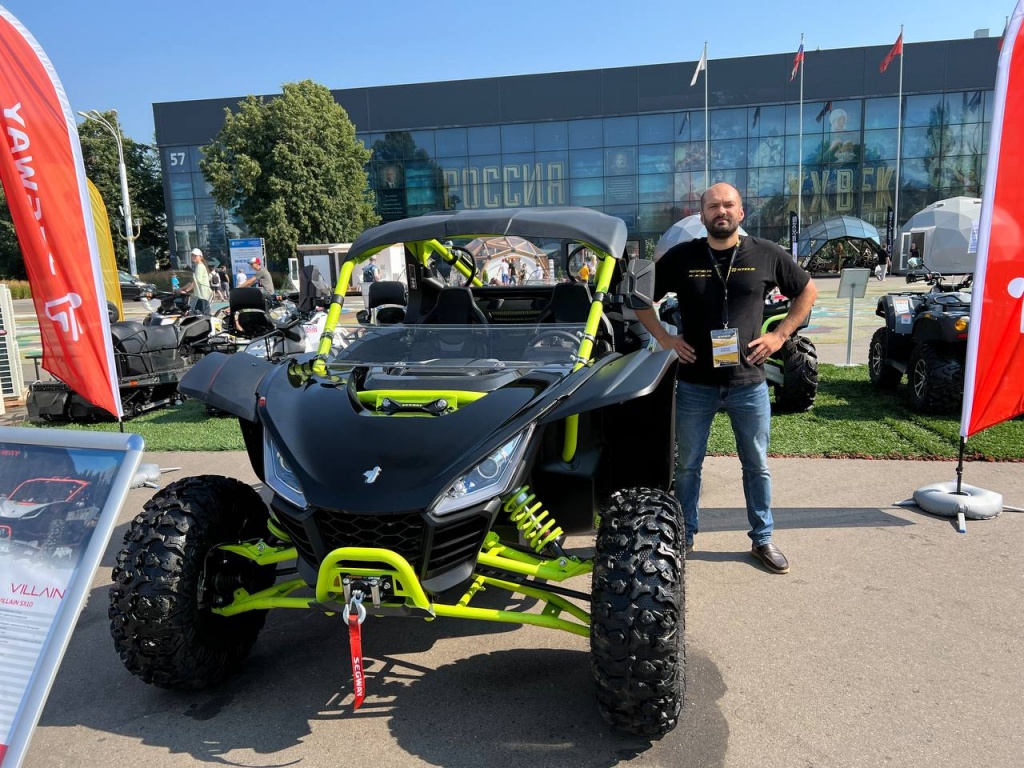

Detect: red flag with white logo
961,1,1024,437
0,7,121,418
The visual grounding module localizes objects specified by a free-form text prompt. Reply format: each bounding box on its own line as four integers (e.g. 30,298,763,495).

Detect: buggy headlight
263,434,307,508
434,428,533,516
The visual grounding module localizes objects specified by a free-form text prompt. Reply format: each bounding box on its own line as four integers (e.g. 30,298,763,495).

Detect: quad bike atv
868,271,971,413
660,291,818,412
26,304,217,422
109,208,687,736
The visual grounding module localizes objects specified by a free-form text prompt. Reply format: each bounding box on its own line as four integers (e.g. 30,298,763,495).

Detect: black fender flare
541,349,678,422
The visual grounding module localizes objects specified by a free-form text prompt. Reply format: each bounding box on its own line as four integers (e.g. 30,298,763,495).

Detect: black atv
27,310,217,421
867,272,972,413
659,291,818,412
109,208,687,736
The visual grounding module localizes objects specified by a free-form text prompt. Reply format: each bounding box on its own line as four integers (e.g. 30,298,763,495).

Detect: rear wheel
772,335,819,413
591,487,685,736
907,343,963,414
109,476,276,689
868,328,902,389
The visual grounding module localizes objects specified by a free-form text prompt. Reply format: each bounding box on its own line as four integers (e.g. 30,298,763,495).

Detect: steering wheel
566,244,588,283
529,329,580,348
448,245,478,286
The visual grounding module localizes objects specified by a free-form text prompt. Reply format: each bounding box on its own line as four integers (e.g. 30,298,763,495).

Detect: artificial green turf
709,364,1024,460
25,364,1024,459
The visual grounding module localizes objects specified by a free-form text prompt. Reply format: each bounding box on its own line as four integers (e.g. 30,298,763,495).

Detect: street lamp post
77,109,139,276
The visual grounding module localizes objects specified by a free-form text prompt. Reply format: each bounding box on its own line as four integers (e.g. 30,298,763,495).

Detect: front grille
318,510,424,562
273,503,493,582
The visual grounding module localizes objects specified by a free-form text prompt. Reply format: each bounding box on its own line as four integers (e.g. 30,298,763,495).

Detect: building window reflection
171,88,994,259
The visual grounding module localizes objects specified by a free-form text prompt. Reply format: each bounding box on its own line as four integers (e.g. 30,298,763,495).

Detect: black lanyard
706,240,740,329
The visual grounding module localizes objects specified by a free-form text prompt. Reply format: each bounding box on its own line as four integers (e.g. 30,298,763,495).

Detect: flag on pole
815,101,833,123
0,7,123,418
88,178,123,323
961,2,1024,437
880,32,903,73
790,42,804,82
999,15,1009,50
690,46,707,87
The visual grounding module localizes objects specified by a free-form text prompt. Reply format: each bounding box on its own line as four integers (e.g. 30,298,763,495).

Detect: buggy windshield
325,323,587,372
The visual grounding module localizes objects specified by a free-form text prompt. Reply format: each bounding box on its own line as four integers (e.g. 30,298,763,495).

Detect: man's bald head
699,182,743,211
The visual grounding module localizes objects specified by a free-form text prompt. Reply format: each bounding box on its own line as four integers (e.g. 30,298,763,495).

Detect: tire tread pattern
591,487,685,736
108,475,275,689
907,342,963,414
773,335,819,413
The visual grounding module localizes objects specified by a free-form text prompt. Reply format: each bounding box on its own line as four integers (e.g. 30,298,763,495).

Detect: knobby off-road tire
907,342,963,414
591,487,685,736
109,475,277,689
868,327,902,389
772,335,819,413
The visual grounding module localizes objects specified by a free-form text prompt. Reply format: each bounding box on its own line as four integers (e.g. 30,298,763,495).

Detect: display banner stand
0,427,144,767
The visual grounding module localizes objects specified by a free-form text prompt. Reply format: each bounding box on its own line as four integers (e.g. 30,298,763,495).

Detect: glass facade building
153,36,998,265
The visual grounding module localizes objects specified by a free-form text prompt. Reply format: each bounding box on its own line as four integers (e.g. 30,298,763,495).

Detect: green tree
200,80,378,267
77,112,167,269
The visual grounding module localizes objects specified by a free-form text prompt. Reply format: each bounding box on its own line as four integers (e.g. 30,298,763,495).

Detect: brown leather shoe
751,542,790,574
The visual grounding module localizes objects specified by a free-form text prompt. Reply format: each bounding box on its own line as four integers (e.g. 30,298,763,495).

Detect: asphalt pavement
6,275,1024,767
17,453,1024,768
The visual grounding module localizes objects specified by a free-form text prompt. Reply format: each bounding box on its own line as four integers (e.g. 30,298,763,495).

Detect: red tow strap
348,605,366,710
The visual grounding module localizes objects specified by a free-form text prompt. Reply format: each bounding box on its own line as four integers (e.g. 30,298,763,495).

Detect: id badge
710,328,740,368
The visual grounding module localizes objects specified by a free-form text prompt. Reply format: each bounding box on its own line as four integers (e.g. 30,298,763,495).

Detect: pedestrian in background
874,247,891,281
181,247,212,314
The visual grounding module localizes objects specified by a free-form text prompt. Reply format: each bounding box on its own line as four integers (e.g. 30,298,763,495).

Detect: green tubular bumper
210,538,593,636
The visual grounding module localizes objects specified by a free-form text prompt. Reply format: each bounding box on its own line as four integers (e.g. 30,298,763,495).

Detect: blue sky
1,0,1012,143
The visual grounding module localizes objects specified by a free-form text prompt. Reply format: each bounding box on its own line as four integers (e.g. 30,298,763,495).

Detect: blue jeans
674,380,774,546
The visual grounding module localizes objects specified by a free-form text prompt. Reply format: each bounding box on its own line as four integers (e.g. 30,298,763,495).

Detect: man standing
875,247,891,281
181,248,212,314
634,183,818,574
240,257,275,295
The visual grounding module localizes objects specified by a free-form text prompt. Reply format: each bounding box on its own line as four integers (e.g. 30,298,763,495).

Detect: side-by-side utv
108,208,687,736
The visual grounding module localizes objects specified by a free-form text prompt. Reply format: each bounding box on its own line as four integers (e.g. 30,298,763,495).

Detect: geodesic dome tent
653,215,748,260
795,215,882,264
901,197,982,275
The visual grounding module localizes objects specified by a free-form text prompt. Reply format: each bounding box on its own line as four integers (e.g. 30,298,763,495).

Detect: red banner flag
0,8,121,418
880,32,903,73
961,2,1024,437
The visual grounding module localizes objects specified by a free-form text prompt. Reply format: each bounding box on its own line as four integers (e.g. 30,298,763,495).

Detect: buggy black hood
258,364,543,514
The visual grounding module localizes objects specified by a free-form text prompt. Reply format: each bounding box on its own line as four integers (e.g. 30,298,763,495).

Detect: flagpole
797,33,804,228
893,24,904,253
703,41,709,185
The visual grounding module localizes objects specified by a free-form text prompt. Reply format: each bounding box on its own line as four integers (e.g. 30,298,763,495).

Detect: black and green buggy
109,207,687,736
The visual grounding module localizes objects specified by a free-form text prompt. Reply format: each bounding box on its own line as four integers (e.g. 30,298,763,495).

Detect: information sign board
0,427,143,767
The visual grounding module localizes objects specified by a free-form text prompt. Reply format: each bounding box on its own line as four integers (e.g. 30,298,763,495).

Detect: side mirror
622,258,656,310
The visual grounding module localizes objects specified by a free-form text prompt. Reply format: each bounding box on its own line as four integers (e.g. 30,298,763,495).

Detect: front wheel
591,487,685,736
868,328,902,389
109,475,277,689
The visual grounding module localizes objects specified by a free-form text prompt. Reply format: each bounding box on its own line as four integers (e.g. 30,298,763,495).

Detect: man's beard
707,217,739,238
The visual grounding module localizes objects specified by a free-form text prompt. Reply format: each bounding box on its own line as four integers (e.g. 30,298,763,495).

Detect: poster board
837,268,871,299
0,427,144,767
